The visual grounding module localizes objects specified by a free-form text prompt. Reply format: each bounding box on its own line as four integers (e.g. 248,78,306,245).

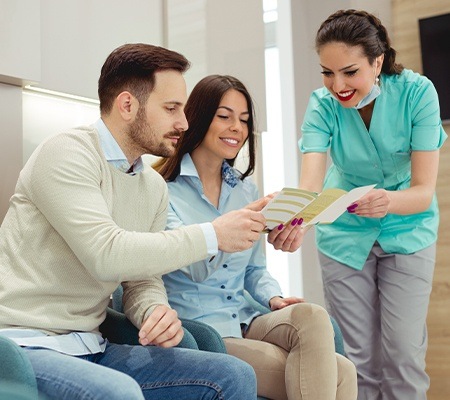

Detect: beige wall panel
392,1,450,399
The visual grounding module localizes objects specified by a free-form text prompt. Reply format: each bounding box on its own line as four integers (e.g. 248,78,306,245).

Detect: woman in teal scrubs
299,9,447,400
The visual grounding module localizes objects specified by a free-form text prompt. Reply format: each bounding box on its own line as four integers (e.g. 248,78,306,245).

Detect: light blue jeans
25,342,257,400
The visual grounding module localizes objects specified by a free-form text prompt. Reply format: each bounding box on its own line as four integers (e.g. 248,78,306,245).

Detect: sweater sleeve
121,278,169,328
121,178,171,328
24,132,209,282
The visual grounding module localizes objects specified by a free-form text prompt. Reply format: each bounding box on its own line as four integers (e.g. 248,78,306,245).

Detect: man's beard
128,109,179,158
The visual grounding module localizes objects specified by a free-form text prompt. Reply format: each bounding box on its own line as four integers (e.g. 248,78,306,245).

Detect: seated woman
155,75,357,400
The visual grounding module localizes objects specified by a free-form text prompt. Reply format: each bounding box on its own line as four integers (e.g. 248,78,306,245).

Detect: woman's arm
353,150,440,217
299,152,328,192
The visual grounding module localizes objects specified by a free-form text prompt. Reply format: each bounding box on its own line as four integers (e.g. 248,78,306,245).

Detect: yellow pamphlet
261,184,376,230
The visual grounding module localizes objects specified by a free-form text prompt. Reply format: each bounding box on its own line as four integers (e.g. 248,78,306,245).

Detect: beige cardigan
0,127,207,335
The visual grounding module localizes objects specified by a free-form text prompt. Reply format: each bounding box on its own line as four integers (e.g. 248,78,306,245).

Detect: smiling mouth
221,138,239,146
335,90,356,102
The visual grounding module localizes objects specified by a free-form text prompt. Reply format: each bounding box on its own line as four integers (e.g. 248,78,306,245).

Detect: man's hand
267,219,307,252
212,209,266,252
269,296,305,311
244,192,278,211
138,305,183,348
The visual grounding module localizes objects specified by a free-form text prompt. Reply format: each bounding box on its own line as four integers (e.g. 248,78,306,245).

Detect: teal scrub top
299,69,447,270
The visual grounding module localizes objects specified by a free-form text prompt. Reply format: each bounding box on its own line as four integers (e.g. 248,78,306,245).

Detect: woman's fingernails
347,204,358,213
297,218,303,225
291,218,298,226
277,224,284,230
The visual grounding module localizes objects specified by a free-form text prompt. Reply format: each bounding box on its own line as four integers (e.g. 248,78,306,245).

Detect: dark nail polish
297,218,303,225
291,218,298,226
277,224,284,231
347,204,358,212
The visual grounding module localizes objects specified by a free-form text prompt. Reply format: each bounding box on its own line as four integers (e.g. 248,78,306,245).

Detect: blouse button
232,313,237,318
220,285,225,289
227,296,232,300
223,264,228,268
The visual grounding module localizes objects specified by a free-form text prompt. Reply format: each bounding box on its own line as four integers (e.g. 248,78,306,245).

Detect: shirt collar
94,118,143,174
180,154,239,188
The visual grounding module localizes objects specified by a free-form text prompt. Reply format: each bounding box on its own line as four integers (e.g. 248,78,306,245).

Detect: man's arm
27,133,265,283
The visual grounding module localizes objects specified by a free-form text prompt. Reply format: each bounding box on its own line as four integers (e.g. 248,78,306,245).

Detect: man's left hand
138,305,184,348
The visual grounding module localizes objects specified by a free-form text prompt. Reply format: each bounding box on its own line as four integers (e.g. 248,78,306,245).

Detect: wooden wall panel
392,1,450,399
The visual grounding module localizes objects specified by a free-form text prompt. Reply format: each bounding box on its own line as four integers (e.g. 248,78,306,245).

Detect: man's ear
116,91,139,122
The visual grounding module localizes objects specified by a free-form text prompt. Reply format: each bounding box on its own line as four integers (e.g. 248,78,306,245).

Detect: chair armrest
100,307,141,345
0,335,39,399
100,307,199,350
180,319,227,353
329,316,346,356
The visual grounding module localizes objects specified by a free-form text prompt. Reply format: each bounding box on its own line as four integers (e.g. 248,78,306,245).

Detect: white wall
166,0,266,131
0,0,164,221
38,0,164,99
0,84,23,220
0,0,40,85
22,91,100,162
0,0,41,219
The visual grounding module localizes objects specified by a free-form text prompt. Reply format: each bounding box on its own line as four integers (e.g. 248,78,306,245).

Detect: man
0,43,265,399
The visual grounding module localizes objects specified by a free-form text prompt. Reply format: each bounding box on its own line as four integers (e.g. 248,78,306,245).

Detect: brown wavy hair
316,9,404,75
155,75,256,182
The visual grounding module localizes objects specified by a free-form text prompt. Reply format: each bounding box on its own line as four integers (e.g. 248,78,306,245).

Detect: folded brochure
261,184,376,230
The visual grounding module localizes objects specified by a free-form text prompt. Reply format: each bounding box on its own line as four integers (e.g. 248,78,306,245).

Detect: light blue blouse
299,69,447,270
163,154,282,338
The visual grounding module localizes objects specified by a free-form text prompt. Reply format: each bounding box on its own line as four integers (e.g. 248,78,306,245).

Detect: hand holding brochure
261,184,376,230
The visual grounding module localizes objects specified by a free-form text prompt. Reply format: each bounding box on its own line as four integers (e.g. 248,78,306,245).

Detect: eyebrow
164,101,184,106
320,63,358,72
218,105,249,115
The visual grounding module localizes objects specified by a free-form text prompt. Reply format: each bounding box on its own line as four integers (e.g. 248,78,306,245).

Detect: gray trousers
319,242,435,400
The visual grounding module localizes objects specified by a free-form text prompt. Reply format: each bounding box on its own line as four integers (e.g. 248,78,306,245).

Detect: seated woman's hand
269,296,306,311
267,219,307,252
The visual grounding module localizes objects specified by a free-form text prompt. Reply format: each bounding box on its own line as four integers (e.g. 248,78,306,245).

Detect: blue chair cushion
0,335,39,399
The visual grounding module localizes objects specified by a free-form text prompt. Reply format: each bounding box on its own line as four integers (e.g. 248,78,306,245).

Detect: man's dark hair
98,43,190,114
